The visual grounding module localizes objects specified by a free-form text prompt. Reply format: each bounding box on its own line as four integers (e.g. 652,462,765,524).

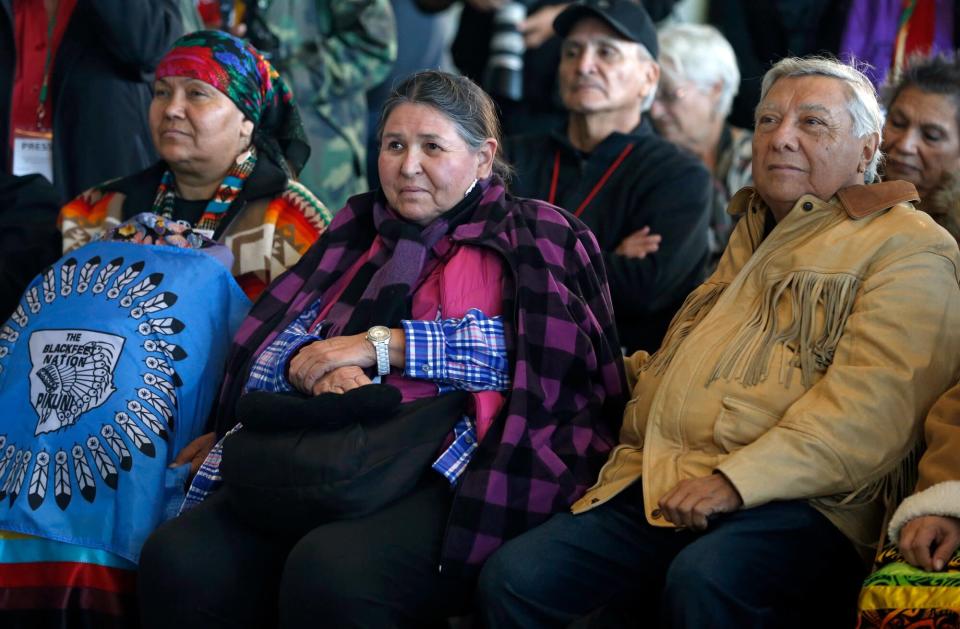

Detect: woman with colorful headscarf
59,30,331,299
0,31,329,628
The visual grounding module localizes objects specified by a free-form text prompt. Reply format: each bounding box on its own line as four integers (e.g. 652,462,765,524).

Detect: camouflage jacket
262,0,396,212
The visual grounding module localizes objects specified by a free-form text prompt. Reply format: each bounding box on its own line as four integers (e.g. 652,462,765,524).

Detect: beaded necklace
150,147,258,237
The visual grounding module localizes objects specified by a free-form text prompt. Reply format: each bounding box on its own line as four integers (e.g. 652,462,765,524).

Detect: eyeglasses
654,82,690,106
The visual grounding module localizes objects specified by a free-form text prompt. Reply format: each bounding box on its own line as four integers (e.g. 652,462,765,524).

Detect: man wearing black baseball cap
552,0,660,54
503,0,711,355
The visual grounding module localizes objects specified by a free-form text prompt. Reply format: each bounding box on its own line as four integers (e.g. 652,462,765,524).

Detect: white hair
657,23,740,117
759,56,883,181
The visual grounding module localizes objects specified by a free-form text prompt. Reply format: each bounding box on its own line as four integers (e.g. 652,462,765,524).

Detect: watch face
368,326,390,342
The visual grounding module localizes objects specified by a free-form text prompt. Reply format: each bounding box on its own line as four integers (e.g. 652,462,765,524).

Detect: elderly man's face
753,75,876,218
558,17,658,118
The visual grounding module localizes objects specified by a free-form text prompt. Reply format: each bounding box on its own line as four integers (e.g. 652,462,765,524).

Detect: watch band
366,326,391,376
373,339,390,376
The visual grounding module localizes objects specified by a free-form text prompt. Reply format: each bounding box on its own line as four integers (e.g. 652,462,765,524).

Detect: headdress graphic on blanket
0,240,250,561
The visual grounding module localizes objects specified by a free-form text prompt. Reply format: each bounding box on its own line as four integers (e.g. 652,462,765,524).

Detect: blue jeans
477,481,865,628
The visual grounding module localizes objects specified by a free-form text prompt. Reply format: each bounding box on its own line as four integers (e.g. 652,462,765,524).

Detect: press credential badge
13,130,54,184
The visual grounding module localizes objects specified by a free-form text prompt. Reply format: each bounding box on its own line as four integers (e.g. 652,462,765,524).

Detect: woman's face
378,103,495,226
882,87,960,198
149,76,254,178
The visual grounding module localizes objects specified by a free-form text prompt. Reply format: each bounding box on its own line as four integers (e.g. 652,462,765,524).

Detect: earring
464,178,479,196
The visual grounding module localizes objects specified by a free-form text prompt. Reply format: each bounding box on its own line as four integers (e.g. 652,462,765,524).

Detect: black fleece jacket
505,120,712,353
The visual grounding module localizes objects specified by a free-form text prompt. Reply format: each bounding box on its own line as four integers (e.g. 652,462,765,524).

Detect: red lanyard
547,143,636,217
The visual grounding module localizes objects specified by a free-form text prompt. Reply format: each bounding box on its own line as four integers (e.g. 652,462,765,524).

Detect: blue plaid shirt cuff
432,415,479,484
245,301,325,393
402,309,510,391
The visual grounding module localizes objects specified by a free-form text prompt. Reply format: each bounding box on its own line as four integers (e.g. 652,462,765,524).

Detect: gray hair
377,70,513,182
657,23,740,117
637,43,658,112
759,56,883,181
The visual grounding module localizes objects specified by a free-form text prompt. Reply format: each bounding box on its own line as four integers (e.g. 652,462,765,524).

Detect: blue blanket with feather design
0,240,249,561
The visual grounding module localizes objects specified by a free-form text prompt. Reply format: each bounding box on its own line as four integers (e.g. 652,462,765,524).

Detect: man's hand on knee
658,473,744,530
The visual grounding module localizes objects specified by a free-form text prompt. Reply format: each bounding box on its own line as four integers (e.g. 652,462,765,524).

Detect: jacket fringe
643,283,726,375
708,271,861,388
812,438,922,520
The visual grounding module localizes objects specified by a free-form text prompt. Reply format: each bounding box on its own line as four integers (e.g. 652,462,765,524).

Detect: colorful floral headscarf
155,30,310,177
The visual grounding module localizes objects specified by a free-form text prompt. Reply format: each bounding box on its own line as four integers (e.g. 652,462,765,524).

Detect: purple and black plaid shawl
209,176,627,576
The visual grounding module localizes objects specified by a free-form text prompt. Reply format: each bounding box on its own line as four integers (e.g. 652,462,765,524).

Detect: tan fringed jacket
572,181,960,556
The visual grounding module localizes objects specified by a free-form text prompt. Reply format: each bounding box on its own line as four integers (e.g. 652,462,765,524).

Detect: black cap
553,0,659,60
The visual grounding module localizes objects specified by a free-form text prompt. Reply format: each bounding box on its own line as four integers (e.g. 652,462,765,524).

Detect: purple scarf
324,188,479,338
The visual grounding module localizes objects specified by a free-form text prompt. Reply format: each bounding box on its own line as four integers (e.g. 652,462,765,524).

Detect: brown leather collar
726,186,759,216
836,180,919,219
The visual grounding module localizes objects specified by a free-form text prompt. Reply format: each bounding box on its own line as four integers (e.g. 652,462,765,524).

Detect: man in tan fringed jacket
478,56,960,629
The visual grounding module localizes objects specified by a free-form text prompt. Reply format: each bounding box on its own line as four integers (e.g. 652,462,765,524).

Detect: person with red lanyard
503,0,710,354
0,0,183,202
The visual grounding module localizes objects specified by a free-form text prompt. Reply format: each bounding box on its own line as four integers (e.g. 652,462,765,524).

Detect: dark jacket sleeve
83,0,183,71
0,174,62,322
602,158,712,317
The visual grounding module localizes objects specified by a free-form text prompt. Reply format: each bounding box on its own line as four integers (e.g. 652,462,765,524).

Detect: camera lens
484,2,527,102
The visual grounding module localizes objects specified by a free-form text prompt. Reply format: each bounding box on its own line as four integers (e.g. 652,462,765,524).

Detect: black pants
138,476,471,628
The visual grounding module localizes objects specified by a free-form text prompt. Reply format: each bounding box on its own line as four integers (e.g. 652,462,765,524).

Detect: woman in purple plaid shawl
138,70,626,628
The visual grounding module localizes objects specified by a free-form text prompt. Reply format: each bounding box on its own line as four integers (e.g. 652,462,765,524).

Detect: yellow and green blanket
859,544,960,628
